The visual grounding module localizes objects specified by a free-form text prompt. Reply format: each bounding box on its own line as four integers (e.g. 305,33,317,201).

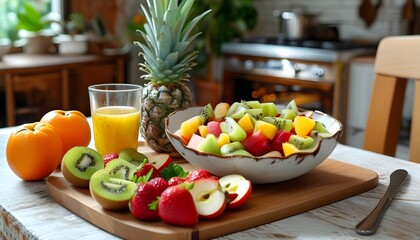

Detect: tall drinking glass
88,83,142,156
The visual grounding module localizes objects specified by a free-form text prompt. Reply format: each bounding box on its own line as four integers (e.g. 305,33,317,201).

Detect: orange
6,122,63,180
40,110,91,155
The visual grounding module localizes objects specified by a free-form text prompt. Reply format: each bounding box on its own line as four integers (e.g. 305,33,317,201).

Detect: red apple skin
241,130,270,156
270,129,292,156
228,180,252,209
189,178,227,219
207,121,222,137
149,154,173,172
219,175,253,209
200,197,227,219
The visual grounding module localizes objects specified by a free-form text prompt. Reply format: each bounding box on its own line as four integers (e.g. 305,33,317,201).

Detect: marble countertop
1,125,419,240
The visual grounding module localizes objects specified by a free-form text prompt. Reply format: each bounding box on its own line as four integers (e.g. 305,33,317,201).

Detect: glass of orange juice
88,83,142,156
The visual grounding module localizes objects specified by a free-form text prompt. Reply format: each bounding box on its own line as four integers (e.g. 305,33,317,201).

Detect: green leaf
160,163,189,181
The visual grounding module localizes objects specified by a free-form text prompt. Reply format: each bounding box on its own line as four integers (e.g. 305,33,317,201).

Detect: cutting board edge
46,159,379,240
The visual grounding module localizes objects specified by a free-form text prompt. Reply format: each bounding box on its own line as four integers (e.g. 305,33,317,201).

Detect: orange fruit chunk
294,116,316,137
282,142,299,157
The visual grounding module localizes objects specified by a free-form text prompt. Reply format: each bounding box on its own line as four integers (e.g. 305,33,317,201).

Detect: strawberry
103,152,119,167
185,169,218,182
133,163,160,182
158,184,198,226
129,182,160,221
168,176,185,186
149,177,169,194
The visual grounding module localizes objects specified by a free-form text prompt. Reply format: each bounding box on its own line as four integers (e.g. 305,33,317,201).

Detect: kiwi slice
200,103,214,121
104,158,137,181
261,102,279,117
263,117,293,132
286,99,299,113
313,121,330,134
89,169,137,210
61,146,104,187
281,109,297,120
288,135,314,149
228,104,249,120
224,117,247,142
118,148,148,166
241,100,261,109
220,141,245,156
246,108,263,120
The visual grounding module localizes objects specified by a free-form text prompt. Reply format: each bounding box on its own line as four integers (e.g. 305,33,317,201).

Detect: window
0,0,62,43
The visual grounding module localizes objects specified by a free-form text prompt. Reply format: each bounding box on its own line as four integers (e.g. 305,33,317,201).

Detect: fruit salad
175,99,332,157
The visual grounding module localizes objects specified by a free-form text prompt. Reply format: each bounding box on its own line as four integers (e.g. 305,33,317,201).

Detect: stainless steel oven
221,37,376,131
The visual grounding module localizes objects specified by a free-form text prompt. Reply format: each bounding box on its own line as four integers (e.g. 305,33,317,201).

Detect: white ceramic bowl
165,106,343,184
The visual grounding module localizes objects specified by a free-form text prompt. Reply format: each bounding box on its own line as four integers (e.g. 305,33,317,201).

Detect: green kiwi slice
288,135,315,149
200,103,214,121
89,169,137,210
61,146,104,187
104,158,137,181
118,148,148,166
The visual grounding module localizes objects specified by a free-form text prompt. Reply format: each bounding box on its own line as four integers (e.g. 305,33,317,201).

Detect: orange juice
92,106,140,156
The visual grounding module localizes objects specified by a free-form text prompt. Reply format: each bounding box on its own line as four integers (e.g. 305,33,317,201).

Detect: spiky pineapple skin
141,82,193,154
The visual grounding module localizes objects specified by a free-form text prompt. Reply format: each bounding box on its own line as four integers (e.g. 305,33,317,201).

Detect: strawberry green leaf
160,163,189,181
148,197,160,211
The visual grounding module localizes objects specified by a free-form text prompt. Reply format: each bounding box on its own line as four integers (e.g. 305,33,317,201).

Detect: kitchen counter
1,124,420,239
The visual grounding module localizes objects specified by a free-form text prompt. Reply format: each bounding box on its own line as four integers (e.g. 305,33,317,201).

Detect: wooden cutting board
46,156,378,240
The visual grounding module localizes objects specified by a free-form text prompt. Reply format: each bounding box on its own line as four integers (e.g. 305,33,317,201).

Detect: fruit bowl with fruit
165,100,343,184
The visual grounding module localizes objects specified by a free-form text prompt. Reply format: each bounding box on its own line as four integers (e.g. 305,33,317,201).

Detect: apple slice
188,178,227,219
241,130,271,156
148,154,173,172
219,174,252,209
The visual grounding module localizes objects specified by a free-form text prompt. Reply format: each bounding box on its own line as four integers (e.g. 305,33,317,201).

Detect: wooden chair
363,35,420,163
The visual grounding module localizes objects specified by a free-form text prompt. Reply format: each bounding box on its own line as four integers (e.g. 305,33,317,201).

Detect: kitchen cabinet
0,53,127,127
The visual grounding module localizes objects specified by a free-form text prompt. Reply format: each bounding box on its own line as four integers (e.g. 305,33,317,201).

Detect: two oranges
6,110,91,180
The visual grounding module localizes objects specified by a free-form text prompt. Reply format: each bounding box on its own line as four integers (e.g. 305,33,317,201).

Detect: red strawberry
149,177,169,194
129,182,160,221
185,169,218,182
168,176,185,186
103,153,119,167
158,184,198,226
133,163,160,182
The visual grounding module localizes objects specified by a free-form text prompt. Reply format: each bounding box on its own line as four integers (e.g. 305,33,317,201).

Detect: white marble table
1,125,419,240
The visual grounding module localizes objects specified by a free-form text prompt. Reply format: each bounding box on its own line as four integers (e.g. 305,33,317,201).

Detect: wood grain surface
46,158,378,240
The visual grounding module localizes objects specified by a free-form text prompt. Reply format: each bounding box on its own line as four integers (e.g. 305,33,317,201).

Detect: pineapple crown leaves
134,0,211,85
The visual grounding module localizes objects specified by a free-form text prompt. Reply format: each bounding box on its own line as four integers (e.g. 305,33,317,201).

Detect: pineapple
135,0,210,154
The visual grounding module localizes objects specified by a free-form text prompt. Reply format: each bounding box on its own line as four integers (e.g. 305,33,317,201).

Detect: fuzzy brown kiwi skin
61,163,90,187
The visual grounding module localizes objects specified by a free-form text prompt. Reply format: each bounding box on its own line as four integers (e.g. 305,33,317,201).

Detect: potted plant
16,1,56,54
56,12,88,55
191,0,258,105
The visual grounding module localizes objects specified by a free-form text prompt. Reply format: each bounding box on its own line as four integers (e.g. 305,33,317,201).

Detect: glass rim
88,83,142,93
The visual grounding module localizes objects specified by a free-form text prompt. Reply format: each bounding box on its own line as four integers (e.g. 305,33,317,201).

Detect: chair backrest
363,35,420,163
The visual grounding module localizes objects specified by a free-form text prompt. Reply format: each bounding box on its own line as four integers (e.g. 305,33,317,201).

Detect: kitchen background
1,0,416,159
131,0,416,160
